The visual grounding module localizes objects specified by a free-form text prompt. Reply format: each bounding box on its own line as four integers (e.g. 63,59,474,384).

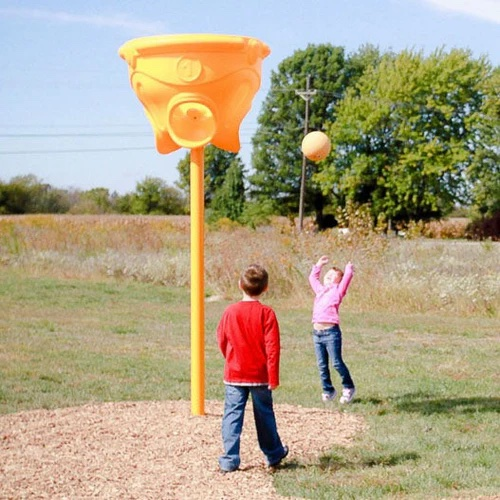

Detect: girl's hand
317,255,329,267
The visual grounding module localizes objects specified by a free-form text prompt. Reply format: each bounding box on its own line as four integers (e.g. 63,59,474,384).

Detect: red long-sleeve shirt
217,300,280,387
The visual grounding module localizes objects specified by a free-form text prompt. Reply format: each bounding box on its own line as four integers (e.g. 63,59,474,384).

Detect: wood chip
0,400,365,499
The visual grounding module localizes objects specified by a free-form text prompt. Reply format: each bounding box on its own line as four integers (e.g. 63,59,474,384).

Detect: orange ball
301,131,331,162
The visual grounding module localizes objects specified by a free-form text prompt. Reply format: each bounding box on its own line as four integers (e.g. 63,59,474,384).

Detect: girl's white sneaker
339,387,356,404
322,390,337,402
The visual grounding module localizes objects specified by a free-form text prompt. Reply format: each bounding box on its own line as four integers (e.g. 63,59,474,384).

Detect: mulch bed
1,400,365,499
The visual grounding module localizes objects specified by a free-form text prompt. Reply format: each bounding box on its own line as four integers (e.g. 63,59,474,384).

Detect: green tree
34,185,70,213
208,159,245,222
249,44,381,227
176,145,244,208
114,193,134,214
0,178,31,214
0,175,69,214
70,188,113,214
315,48,497,226
130,177,186,215
467,66,500,217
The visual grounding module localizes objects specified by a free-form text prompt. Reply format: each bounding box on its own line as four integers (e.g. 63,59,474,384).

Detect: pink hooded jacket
309,262,354,325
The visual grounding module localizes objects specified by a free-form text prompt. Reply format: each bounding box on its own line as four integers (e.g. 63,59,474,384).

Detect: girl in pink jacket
309,255,356,404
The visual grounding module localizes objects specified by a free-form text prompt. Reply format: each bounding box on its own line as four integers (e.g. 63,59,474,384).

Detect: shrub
466,212,500,241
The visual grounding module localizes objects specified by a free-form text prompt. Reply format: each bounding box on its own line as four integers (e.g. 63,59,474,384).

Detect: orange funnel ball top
119,34,270,154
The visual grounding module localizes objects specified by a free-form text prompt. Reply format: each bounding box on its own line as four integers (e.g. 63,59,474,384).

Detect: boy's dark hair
240,264,269,297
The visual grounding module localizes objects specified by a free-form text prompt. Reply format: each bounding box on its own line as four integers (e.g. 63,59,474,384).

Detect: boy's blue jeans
313,325,354,394
219,384,286,471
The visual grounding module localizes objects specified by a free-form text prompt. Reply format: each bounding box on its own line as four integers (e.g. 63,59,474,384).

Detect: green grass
1,267,498,498
274,309,499,499
0,269,199,411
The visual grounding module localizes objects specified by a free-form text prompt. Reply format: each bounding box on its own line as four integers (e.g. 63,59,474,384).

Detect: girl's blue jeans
219,384,286,471
313,324,354,394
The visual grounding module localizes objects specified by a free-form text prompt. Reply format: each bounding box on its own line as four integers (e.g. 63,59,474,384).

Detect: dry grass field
1,214,498,317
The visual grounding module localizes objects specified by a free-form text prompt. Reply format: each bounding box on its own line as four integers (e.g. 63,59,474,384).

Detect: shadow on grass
317,451,420,472
357,397,384,405
393,393,500,415
279,451,420,473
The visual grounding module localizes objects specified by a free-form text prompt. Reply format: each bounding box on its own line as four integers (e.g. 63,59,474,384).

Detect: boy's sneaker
322,390,337,402
268,445,289,468
219,463,239,473
339,387,356,404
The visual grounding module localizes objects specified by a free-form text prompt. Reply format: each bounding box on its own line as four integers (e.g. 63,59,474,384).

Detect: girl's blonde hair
331,266,344,279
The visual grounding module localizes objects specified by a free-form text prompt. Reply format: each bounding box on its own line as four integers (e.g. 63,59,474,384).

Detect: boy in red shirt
217,264,288,473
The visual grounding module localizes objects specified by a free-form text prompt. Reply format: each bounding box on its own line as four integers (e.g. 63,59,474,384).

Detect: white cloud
0,7,165,33
421,0,500,25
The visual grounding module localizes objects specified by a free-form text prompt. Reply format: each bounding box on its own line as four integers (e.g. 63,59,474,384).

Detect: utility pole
295,75,316,232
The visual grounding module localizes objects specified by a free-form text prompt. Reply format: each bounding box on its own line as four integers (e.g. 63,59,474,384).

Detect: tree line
0,174,186,216
2,44,499,234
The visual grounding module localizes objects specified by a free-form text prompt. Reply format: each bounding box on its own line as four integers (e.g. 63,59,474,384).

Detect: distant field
1,214,498,316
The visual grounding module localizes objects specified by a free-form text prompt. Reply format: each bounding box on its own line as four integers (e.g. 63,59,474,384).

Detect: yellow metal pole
190,147,205,416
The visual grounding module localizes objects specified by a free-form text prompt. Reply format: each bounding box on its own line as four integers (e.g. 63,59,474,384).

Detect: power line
0,124,150,129
0,133,152,138
1,133,259,140
0,123,261,130
0,142,257,155
0,147,155,155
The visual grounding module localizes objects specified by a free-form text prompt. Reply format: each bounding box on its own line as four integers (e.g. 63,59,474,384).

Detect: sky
1,0,499,195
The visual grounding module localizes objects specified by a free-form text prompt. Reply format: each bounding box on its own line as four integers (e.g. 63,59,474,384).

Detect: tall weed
1,215,498,317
